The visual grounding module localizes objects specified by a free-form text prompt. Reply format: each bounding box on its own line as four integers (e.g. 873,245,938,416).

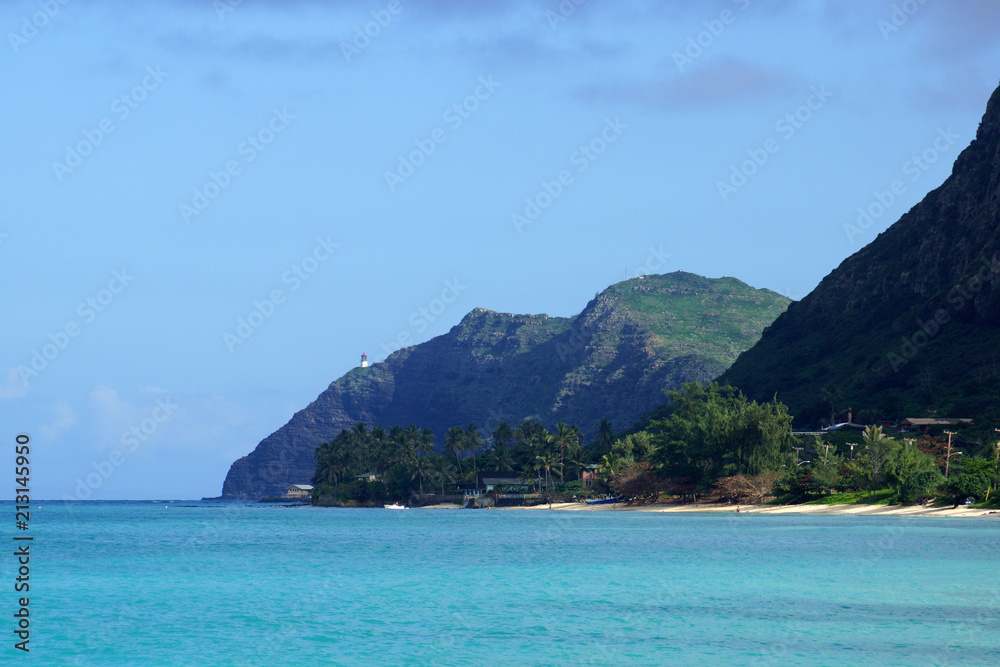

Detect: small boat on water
384,503,407,510
584,497,622,505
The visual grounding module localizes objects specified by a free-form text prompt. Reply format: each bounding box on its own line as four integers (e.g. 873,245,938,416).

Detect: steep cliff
721,81,1000,425
221,272,789,498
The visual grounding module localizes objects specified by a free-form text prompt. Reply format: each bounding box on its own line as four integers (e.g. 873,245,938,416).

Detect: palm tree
410,453,431,496
552,422,580,481
598,452,624,481
418,427,436,457
494,443,515,472
445,426,465,475
535,453,559,491
464,423,485,477
351,423,369,471
492,420,513,449
597,418,614,451
428,457,457,496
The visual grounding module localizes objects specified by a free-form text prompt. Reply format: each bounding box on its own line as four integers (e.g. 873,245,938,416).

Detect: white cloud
38,401,77,441
0,367,29,400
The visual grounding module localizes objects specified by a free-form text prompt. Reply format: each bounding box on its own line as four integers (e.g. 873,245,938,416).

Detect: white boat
384,503,407,510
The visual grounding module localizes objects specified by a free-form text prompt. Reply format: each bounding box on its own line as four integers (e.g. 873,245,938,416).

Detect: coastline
419,502,999,518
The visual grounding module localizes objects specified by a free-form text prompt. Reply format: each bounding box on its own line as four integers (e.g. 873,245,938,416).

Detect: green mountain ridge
721,80,1000,427
221,272,789,499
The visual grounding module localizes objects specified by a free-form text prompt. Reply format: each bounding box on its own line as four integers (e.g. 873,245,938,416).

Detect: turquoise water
3,502,999,666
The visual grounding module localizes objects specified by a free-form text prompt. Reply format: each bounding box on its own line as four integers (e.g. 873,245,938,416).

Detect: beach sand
499,501,999,518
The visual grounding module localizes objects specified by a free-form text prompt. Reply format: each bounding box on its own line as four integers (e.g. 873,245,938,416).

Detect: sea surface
2,501,998,666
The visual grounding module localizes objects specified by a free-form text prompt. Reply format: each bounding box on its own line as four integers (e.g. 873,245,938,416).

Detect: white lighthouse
360,353,368,368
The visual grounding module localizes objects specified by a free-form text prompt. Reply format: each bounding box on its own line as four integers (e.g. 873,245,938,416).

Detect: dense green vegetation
311,419,597,505
311,382,1000,508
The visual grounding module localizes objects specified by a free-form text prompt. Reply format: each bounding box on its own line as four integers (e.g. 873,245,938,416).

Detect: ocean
4,501,999,666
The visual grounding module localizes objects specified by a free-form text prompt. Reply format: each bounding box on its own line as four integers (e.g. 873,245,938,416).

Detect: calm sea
3,501,998,666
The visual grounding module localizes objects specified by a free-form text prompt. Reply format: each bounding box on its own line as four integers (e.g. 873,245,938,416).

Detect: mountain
721,81,1000,427
220,272,789,499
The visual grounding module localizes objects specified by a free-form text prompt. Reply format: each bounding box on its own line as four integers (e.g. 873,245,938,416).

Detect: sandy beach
497,501,1000,518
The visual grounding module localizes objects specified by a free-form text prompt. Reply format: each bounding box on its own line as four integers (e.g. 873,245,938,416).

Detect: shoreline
419,502,999,518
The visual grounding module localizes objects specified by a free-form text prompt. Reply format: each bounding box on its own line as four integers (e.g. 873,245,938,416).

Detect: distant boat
585,497,621,505
384,503,407,510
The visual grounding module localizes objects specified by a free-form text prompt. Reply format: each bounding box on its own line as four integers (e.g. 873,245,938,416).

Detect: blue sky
3,0,999,499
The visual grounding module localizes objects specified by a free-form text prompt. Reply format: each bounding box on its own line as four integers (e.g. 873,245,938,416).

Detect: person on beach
736,505,740,513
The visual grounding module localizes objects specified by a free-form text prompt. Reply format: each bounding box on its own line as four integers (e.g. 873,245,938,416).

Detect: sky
2,0,999,500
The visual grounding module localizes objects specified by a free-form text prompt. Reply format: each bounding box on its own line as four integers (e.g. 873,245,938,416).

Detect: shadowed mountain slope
721,82,1000,427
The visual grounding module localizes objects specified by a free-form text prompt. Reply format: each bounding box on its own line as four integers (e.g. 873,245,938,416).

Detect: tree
648,382,795,490
613,462,662,505
715,472,783,504
464,423,485,476
445,426,465,475
552,422,579,481
428,457,457,496
885,439,941,504
493,443,515,472
947,457,994,503
492,421,513,449
806,436,842,495
411,453,431,496
597,452,624,482
852,425,898,500
418,427,436,458
535,453,559,491
597,418,615,452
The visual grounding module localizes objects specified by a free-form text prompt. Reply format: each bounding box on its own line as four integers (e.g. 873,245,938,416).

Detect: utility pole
944,430,956,479
819,443,834,465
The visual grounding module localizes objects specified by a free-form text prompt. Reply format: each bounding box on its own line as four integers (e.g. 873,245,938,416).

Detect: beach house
286,484,314,499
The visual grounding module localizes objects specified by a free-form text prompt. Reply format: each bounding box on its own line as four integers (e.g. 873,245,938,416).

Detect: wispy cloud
39,401,77,441
0,368,29,400
578,57,795,110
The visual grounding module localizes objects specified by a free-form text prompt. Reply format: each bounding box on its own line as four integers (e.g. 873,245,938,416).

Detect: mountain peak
220,271,788,499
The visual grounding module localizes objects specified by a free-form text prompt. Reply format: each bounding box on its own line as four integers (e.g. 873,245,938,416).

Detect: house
474,471,529,494
901,418,973,431
580,464,601,489
356,472,381,482
286,484,314,499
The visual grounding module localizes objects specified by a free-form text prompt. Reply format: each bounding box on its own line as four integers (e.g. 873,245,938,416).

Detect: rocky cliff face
221,271,789,498
721,81,1000,425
